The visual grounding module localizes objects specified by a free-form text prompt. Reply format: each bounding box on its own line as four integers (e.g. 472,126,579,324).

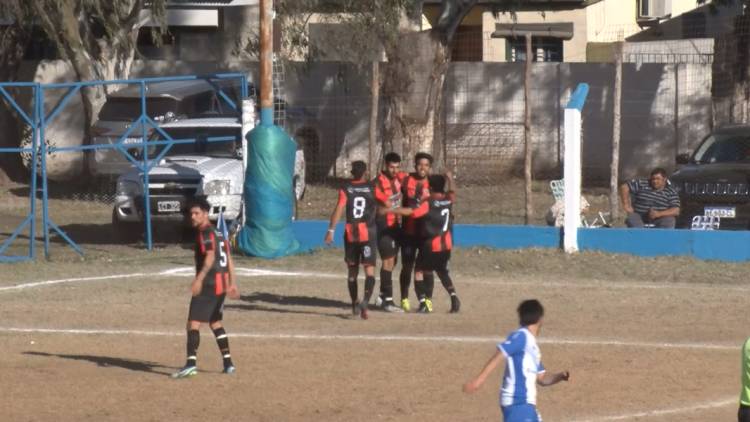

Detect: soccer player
739,337,750,422
387,173,460,313
463,300,570,422
325,160,378,320
373,152,408,313
398,152,432,311
172,197,239,379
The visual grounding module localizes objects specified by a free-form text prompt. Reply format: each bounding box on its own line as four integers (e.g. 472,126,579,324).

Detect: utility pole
259,0,273,126
610,41,623,221
369,61,379,175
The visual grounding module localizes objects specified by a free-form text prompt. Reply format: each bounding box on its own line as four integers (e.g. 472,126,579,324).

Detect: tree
275,0,479,168
9,0,166,176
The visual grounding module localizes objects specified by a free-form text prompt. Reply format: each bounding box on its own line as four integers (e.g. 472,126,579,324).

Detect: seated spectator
619,168,680,228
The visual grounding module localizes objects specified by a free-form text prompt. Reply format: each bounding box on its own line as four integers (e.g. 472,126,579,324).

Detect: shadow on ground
23,351,175,376
226,292,353,320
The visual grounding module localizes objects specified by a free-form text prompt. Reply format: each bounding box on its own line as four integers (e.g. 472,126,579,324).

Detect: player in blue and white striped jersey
463,300,570,422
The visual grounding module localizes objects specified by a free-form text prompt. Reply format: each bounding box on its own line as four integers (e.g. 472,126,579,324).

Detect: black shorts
400,235,422,264
345,238,377,266
188,294,226,323
740,404,750,422
416,248,451,272
377,226,401,259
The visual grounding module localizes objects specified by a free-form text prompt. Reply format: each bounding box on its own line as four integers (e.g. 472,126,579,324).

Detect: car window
99,97,179,122
147,127,241,159
693,133,750,164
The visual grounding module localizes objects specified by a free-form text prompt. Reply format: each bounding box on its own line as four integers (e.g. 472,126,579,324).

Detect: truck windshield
149,127,241,158
693,133,750,164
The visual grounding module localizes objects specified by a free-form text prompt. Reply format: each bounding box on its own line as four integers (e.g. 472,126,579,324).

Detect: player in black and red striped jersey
388,173,460,313
373,152,408,313
325,161,378,320
398,152,432,312
173,197,240,379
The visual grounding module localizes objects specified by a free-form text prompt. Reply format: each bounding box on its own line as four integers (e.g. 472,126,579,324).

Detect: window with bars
506,37,563,62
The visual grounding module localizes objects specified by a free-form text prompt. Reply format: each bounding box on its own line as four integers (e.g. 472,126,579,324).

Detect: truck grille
148,177,201,196
683,181,749,196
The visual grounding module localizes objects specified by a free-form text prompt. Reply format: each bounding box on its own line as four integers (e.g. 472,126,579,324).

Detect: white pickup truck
112,117,305,239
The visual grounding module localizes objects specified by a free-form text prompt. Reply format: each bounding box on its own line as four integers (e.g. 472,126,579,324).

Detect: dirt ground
1,247,748,421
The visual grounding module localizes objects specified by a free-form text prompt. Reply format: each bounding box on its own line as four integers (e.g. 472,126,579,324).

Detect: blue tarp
236,123,300,258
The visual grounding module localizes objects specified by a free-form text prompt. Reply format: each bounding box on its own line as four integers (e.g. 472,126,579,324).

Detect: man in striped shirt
619,168,680,228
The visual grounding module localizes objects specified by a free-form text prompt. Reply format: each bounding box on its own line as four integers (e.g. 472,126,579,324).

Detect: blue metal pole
140,81,153,251
39,86,50,259
29,84,39,260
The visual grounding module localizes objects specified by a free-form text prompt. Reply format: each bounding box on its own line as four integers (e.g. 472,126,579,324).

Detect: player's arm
226,250,240,299
192,250,215,296
463,350,504,394
536,370,570,387
374,182,392,208
388,201,429,218
325,189,346,245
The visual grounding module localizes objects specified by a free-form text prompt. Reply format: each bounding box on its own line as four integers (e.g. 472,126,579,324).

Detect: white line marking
2,265,749,295
568,397,736,422
0,327,739,351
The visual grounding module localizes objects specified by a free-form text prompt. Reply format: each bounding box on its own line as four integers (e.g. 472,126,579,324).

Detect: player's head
414,152,433,178
351,160,367,181
383,152,401,179
187,196,211,228
518,299,544,327
428,174,446,194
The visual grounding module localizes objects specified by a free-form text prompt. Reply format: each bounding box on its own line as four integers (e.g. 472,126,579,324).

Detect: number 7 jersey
337,180,377,243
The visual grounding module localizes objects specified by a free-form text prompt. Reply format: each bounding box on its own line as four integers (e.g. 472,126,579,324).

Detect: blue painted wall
292,220,559,252
579,227,750,262
292,221,750,262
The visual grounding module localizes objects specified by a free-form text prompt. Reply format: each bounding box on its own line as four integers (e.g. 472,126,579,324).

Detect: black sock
399,264,413,300
347,278,358,304
424,273,435,299
437,270,456,295
186,329,199,368
363,275,376,304
213,327,233,368
415,280,425,301
380,269,393,301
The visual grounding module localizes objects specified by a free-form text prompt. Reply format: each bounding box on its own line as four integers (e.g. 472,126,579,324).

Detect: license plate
704,206,735,218
157,201,181,213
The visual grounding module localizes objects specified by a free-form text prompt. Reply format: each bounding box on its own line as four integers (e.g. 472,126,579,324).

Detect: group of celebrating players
324,151,461,319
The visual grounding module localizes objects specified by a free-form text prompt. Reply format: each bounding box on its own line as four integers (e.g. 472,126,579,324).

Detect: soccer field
1,247,747,421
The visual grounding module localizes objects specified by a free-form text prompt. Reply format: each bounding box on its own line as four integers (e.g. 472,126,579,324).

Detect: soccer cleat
351,301,359,316
400,298,411,312
382,301,404,313
223,365,236,375
171,365,197,379
450,295,461,314
417,299,433,314
375,295,384,307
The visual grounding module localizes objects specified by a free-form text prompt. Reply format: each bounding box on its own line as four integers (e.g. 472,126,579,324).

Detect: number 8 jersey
195,226,231,296
337,180,377,243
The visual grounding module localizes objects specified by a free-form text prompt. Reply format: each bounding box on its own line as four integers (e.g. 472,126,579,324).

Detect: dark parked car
670,125,750,229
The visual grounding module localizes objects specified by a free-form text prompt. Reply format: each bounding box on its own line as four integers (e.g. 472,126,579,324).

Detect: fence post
369,61,379,174
524,33,533,225
564,83,589,253
610,41,623,223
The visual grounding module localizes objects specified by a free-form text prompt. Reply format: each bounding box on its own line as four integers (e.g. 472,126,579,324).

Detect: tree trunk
382,31,450,169
524,34,533,225
610,42,623,222
0,22,30,181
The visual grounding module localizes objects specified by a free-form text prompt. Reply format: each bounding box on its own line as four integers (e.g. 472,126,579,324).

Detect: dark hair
351,160,367,179
384,152,401,164
518,299,544,326
428,174,446,193
414,152,433,165
650,167,668,178
187,196,211,212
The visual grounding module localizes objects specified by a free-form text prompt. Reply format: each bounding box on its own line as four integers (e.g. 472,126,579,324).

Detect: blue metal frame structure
0,83,39,262
38,73,248,258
